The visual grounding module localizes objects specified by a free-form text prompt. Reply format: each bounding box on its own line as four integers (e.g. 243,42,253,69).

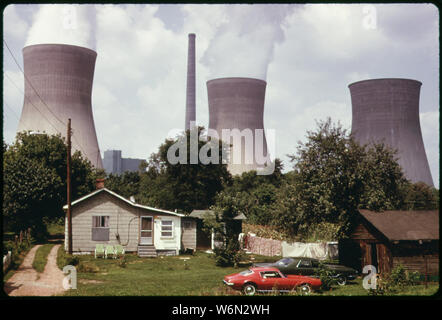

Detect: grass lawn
315,278,439,296
61,251,244,296
59,251,439,297
32,244,55,273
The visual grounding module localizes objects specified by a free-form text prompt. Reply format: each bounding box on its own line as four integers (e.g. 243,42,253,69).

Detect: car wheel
297,284,312,295
242,283,257,296
336,275,347,286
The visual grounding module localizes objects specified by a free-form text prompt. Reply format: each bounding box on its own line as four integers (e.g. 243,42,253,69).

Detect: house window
92,216,110,241
93,216,109,228
161,220,173,238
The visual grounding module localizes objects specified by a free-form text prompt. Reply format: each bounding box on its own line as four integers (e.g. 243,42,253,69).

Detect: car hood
323,264,356,273
253,263,275,268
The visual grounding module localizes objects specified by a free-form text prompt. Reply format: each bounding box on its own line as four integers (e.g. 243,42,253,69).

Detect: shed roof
63,188,185,217
359,209,439,241
189,209,247,220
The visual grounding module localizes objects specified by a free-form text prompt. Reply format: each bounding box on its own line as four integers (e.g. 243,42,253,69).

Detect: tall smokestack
185,33,196,131
349,78,433,186
17,44,103,169
207,77,268,175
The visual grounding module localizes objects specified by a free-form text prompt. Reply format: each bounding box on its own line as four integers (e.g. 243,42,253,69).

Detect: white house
63,187,197,257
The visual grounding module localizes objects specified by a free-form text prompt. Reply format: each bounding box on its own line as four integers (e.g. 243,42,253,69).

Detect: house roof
359,209,439,241
189,209,247,220
63,188,186,217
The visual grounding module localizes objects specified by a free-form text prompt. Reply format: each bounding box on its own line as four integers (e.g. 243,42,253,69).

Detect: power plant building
349,78,433,186
103,150,144,175
207,77,269,175
17,44,103,168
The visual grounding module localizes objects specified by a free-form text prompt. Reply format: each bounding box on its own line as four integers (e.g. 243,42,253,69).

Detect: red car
223,267,322,296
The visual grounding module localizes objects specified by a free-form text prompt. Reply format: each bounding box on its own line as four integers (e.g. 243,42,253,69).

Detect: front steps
137,245,157,258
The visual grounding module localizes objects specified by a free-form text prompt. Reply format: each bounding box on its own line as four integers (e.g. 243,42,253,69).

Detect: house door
140,216,153,245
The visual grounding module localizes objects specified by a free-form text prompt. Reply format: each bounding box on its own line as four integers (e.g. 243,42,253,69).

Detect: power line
4,71,61,134
3,39,68,128
2,100,20,121
3,39,102,166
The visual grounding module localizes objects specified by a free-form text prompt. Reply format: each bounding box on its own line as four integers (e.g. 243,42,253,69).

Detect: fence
3,228,32,273
3,251,12,272
244,233,339,260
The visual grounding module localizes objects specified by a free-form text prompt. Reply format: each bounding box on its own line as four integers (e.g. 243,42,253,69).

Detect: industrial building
103,150,144,175
349,78,433,186
17,44,103,169
207,77,270,175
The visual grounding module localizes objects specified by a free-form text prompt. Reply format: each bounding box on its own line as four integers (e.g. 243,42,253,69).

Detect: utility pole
67,118,73,254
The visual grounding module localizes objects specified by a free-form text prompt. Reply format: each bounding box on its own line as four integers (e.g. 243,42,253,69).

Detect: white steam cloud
201,4,294,80
25,4,96,50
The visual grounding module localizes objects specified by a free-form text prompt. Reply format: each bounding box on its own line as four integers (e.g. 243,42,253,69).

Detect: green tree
105,171,141,199
3,132,100,239
401,182,439,210
273,118,408,239
137,127,231,213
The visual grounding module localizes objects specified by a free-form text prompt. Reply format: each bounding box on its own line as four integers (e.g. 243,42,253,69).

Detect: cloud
3,5,29,40
2,4,439,188
420,111,439,187
25,4,96,49
200,4,295,80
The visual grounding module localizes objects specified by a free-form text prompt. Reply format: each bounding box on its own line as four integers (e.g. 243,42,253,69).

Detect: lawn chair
105,245,115,259
114,245,125,259
95,244,105,258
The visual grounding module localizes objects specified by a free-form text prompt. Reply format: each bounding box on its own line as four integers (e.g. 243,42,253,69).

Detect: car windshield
277,258,294,266
239,270,253,276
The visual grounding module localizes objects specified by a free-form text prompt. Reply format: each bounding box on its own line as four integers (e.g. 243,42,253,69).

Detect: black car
254,257,358,286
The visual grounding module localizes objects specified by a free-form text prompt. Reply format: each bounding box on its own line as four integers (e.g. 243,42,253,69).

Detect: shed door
140,216,153,245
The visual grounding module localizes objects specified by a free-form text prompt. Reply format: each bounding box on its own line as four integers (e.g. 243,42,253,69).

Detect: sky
2,4,439,188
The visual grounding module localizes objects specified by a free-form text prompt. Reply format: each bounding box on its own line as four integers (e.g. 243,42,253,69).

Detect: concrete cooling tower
17,43,103,169
207,77,269,175
349,78,433,186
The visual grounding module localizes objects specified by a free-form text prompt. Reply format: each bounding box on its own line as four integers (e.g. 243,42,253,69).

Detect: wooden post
19,231,23,244
424,254,428,288
67,119,73,255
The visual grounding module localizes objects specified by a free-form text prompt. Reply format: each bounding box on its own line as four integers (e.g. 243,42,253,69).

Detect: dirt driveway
4,244,67,296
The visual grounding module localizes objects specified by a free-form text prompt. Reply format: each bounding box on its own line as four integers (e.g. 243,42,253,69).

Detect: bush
77,261,100,273
369,265,421,295
214,239,243,267
63,254,80,267
314,265,335,291
117,256,127,268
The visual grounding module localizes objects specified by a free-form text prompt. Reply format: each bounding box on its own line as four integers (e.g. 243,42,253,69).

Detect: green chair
105,245,115,259
114,245,125,258
95,244,105,258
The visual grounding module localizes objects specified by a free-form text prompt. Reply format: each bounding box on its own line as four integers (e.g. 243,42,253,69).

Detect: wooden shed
339,210,439,276
63,188,195,257
189,210,247,250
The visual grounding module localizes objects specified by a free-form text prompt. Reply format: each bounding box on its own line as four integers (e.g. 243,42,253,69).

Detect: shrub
214,239,243,267
77,261,100,273
117,256,127,268
314,265,335,291
64,254,80,267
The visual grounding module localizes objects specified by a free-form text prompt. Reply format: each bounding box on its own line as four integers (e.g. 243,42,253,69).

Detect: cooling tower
207,77,269,175
349,78,433,186
185,33,196,131
17,43,103,169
